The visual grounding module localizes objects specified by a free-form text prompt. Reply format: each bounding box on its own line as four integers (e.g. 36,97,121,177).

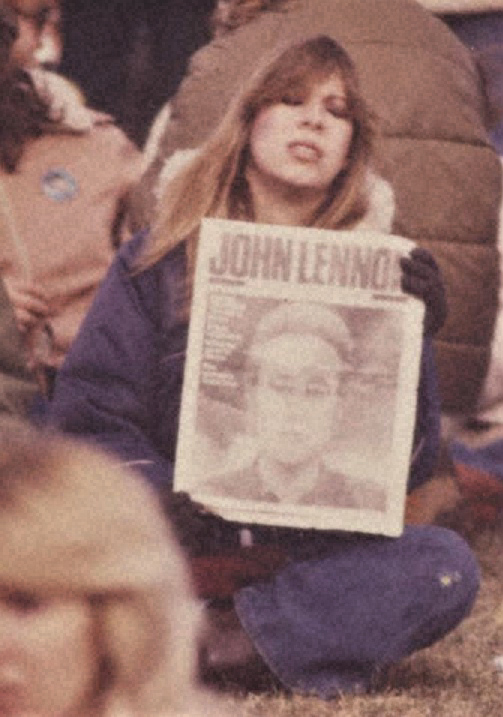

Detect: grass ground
217,483,503,716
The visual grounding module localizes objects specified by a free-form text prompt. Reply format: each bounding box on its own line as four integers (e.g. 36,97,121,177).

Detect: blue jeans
235,525,479,697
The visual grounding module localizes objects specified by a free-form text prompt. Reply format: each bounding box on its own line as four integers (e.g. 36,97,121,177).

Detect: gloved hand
400,247,447,336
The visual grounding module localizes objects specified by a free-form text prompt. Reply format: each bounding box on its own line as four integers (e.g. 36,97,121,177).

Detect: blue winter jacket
50,232,440,492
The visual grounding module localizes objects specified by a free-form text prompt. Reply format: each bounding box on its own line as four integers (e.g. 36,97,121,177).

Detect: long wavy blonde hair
0,418,224,716
142,35,374,306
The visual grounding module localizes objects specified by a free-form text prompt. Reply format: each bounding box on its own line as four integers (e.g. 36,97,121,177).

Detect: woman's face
0,590,96,716
246,73,354,201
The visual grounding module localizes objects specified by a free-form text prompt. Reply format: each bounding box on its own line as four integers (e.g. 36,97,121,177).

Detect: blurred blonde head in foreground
0,418,225,716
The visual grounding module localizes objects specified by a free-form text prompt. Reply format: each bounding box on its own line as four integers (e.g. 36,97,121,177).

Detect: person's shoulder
206,465,253,491
114,234,188,323
73,121,141,185
307,466,387,511
87,120,140,160
117,231,185,265
204,463,261,498
32,69,140,162
187,3,286,74
351,476,387,512
29,70,141,176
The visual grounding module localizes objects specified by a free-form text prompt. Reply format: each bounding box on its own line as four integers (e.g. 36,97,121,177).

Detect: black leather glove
400,247,447,336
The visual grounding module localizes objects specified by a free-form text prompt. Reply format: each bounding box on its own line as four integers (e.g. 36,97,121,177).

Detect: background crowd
1,0,503,714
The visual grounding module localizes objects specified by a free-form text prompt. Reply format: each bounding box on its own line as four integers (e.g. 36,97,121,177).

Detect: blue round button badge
42,169,79,201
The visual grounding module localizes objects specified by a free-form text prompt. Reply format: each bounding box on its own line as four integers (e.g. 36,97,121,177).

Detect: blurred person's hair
0,417,220,716
141,35,375,310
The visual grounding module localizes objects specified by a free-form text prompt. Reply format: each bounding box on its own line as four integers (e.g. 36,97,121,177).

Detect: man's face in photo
249,332,341,468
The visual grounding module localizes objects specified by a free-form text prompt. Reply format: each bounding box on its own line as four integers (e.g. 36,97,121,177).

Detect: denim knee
398,525,480,653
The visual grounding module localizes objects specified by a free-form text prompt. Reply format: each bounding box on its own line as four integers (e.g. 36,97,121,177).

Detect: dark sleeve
49,237,173,488
407,335,441,493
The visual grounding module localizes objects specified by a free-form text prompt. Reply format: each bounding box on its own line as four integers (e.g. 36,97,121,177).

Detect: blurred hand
400,247,447,336
3,278,51,334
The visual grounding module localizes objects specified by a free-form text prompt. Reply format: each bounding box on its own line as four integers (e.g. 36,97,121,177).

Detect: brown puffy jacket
132,0,501,414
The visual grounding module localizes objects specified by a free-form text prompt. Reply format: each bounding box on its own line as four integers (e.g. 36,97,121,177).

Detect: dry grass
218,508,503,716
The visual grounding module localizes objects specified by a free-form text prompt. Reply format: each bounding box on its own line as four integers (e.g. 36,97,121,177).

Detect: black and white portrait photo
174,220,424,534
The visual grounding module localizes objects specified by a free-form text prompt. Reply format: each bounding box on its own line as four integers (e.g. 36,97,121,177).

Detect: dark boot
199,601,281,693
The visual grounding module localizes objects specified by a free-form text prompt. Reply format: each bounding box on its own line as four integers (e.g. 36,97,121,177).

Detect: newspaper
174,218,425,537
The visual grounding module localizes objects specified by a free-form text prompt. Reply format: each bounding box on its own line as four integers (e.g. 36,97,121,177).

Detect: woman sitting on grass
50,35,479,698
